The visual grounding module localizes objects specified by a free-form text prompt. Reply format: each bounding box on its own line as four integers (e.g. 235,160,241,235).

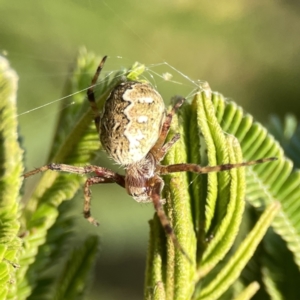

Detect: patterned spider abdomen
100,81,166,165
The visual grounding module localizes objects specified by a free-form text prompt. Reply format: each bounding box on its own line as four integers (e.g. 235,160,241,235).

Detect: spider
24,56,276,262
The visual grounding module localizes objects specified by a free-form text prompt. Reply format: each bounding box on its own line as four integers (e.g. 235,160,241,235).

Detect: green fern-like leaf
145,83,284,299
211,96,300,271
233,281,260,300
3,49,298,299
267,114,300,167
15,49,105,299
0,56,23,299
192,89,246,277
52,236,99,300
26,201,76,300
197,202,279,300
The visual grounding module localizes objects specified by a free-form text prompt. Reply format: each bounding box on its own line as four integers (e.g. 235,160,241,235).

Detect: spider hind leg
150,176,193,264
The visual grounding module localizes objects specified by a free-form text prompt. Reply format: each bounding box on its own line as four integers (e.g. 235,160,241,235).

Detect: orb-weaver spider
24,56,276,261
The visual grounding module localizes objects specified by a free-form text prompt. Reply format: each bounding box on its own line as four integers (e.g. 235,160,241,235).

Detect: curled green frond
145,83,285,299
0,55,23,299
145,216,165,299
198,202,280,300
193,89,246,277
212,95,300,270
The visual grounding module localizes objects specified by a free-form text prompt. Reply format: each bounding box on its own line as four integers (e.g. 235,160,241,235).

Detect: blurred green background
1,0,300,299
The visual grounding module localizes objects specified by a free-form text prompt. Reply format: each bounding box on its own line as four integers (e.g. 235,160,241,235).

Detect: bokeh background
1,0,300,299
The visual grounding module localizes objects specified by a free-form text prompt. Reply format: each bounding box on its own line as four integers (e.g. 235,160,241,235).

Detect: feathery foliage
0,55,23,300
0,50,299,299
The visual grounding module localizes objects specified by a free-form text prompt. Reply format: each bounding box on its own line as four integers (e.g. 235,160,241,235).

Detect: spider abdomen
100,81,166,165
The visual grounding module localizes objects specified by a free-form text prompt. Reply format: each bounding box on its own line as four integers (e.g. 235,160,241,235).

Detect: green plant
1,49,300,299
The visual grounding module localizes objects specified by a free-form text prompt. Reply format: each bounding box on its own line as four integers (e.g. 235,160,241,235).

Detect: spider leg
158,133,180,161
151,96,185,160
158,157,277,175
150,176,192,263
24,163,125,226
87,55,108,133
83,176,116,226
23,163,123,180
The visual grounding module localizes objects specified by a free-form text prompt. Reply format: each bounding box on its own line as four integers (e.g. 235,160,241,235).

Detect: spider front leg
159,133,181,160
83,176,117,226
24,163,125,225
151,96,185,161
23,163,122,179
158,157,277,175
87,55,107,133
150,175,192,263
82,168,125,226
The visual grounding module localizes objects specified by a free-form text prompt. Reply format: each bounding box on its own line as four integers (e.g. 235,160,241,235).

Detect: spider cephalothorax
24,56,276,261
